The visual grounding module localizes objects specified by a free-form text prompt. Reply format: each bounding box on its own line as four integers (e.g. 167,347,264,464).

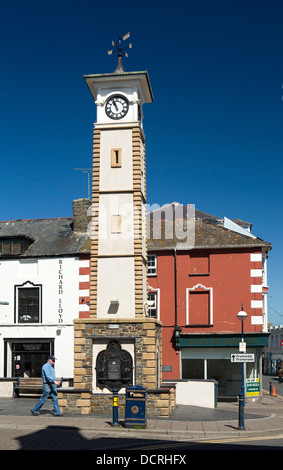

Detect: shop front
180,333,269,399
4,339,54,377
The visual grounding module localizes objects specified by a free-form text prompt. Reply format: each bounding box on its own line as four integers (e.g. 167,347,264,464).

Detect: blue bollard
238,393,245,430
112,389,119,426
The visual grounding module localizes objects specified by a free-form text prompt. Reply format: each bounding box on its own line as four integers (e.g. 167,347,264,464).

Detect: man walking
31,355,62,416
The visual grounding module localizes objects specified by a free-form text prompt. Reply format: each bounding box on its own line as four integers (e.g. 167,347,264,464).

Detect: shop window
8,341,53,377
182,358,243,397
189,252,209,275
182,359,204,379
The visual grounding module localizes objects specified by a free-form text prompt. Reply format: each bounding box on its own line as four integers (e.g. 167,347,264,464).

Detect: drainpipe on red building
174,248,181,350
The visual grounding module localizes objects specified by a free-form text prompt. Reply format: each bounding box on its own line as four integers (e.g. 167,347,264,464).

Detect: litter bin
125,385,147,428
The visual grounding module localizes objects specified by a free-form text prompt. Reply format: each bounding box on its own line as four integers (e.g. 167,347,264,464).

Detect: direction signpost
237,307,248,430
230,353,255,363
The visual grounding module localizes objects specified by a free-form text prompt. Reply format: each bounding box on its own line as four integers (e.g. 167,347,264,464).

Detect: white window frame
148,254,157,276
148,286,160,320
15,281,42,324
186,283,213,326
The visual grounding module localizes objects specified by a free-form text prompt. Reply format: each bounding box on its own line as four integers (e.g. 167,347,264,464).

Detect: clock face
105,95,129,120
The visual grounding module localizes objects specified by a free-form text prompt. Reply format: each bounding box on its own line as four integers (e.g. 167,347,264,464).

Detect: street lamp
174,325,181,351
237,304,248,430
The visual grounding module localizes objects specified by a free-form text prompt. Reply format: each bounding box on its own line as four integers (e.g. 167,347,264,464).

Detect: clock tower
84,69,153,321
62,37,175,417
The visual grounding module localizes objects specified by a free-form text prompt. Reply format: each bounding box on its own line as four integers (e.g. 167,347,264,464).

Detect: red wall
148,249,263,380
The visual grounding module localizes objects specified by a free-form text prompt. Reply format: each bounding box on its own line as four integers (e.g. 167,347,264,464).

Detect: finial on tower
107,32,132,74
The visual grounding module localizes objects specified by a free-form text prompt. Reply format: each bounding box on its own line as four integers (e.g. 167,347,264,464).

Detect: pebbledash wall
58,318,176,417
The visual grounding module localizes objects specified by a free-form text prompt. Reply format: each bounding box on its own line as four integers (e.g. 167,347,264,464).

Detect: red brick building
147,203,271,398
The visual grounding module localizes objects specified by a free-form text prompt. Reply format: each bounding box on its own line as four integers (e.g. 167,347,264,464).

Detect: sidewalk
1,391,283,442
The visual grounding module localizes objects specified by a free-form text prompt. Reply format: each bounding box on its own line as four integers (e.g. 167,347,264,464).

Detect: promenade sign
230,353,255,363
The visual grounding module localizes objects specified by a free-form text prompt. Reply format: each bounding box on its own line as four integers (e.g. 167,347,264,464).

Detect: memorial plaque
108,359,121,380
96,341,133,391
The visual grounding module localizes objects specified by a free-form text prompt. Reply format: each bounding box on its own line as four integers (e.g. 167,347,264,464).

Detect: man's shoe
31,410,39,416
53,413,63,417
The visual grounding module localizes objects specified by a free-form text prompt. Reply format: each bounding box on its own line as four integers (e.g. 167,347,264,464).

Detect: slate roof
147,203,271,252
0,218,89,258
0,202,271,258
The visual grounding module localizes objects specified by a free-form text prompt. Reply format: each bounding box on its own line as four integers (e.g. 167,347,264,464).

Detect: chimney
72,199,91,233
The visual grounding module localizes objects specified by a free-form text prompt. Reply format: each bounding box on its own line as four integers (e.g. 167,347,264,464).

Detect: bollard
112,389,119,426
270,381,272,395
238,393,245,430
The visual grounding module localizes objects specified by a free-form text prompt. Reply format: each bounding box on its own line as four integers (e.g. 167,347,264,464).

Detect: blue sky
0,0,282,324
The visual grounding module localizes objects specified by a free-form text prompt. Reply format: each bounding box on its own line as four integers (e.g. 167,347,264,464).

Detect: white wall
97,257,135,319
100,129,133,192
174,380,217,408
98,193,135,256
0,256,79,378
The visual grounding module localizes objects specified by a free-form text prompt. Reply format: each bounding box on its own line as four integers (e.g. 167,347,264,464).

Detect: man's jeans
32,383,61,415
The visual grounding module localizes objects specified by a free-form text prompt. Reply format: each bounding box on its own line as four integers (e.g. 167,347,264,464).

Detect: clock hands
112,98,118,111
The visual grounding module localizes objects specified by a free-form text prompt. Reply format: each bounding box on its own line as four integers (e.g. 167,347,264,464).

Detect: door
11,341,53,377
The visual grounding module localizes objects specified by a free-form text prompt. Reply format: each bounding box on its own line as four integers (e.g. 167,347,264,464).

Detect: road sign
230,353,255,363
239,342,246,353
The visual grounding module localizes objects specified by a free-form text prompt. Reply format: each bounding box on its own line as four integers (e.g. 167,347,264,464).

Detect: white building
264,325,283,374
0,199,90,380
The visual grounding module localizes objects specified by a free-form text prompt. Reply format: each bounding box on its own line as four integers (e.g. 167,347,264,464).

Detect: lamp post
237,305,248,430
174,325,181,351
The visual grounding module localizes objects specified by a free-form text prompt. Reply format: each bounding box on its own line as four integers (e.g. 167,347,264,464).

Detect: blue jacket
42,361,56,384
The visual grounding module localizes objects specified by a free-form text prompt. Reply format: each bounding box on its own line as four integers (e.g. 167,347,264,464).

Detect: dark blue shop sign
180,333,269,348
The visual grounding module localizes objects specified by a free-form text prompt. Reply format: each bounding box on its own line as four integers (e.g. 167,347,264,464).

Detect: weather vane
108,32,132,73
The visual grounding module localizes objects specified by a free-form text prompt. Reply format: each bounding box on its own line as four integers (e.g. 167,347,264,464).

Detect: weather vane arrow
107,32,132,74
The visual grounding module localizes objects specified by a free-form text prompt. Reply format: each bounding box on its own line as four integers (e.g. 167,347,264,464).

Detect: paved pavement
1,389,283,449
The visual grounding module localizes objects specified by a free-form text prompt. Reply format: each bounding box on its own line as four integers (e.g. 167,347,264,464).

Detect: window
1,238,23,255
189,252,209,275
0,237,33,256
148,292,157,318
9,341,53,377
189,291,210,325
181,358,243,396
15,282,42,323
186,284,213,326
111,148,122,168
2,240,11,254
148,255,157,276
